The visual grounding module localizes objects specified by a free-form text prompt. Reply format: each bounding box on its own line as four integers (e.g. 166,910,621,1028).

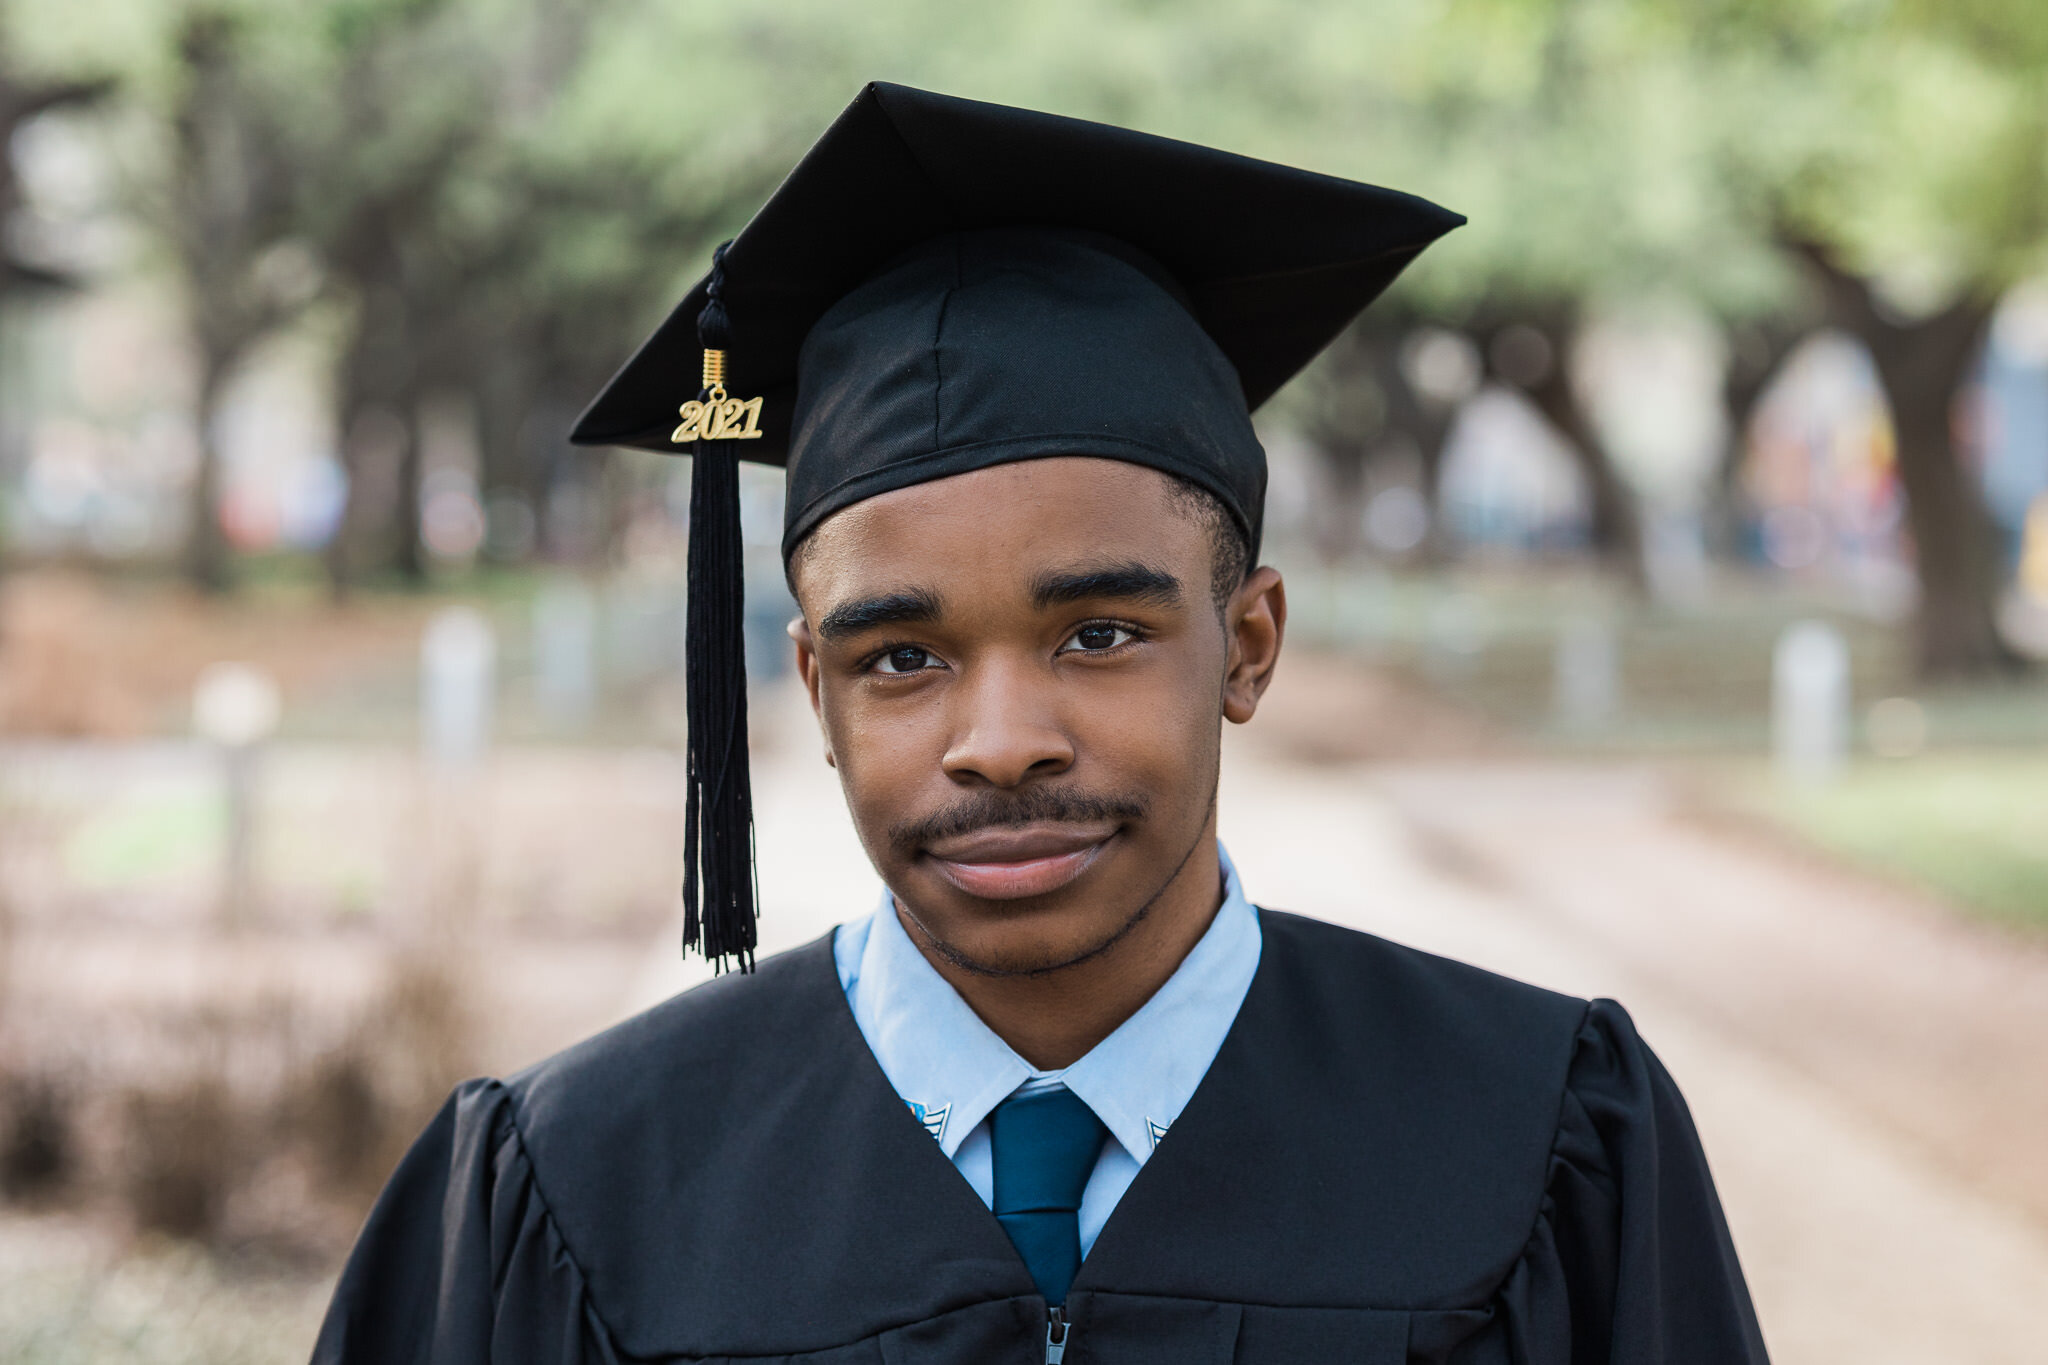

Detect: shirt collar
836,842,1262,1165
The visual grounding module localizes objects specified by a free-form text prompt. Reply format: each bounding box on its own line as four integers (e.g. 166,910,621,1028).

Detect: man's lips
922,823,1118,901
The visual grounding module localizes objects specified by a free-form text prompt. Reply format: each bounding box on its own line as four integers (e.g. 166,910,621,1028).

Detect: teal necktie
990,1088,1109,1307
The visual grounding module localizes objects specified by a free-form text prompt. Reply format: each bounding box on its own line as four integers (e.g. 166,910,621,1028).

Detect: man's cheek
830,718,926,835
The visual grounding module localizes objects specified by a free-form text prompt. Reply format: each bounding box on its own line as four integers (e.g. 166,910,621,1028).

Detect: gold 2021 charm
673,348,764,443
672,393,764,443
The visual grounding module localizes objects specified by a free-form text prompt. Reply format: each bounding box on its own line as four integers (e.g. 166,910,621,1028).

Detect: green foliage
10,0,2048,569
1684,0,2048,306
17,0,2042,362
1740,757,2048,933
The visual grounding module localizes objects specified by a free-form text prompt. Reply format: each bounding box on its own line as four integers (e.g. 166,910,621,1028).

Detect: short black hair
785,468,1252,610
1166,475,1252,611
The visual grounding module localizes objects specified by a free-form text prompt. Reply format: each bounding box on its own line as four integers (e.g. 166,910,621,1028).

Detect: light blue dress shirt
834,843,1261,1255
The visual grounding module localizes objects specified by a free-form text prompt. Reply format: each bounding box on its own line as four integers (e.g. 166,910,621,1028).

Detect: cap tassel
680,241,759,972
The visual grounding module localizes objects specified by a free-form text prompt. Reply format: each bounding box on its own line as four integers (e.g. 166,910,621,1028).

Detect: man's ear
787,615,837,767
1222,566,1285,725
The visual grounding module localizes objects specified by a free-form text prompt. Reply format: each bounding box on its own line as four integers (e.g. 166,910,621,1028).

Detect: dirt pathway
1368,762,2048,1232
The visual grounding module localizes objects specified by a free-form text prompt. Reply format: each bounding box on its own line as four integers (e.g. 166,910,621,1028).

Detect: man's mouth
922,822,1119,900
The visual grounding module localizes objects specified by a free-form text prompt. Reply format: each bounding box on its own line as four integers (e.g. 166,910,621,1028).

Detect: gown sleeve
1496,999,1770,1365
309,1078,623,1365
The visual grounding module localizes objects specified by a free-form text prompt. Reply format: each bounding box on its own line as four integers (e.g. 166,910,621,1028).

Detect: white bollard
192,662,282,926
532,578,597,728
422,607,496,770
1773,620,1850,782
1553,617,1619,730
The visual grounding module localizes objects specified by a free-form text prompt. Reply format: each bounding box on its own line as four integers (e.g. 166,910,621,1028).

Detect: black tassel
681,241,759,972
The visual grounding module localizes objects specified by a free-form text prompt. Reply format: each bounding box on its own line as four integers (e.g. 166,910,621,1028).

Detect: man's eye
872,646,935,674
1061,623,1135,653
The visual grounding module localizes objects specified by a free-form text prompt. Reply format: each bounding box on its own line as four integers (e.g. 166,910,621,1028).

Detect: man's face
789,457,1282,976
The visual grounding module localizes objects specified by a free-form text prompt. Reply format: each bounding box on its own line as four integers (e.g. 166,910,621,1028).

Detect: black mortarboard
570,82,1461,971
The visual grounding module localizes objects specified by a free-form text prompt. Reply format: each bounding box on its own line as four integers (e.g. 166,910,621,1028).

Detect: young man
314,84,1769,1365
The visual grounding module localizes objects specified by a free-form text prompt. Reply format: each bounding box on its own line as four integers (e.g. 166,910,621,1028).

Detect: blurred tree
25,0,2044,666
0,29,113,598
160,10,314,593
0,44,113,297
1710,314,1813,554
276,0,786,591
1687,0,2043,676
1474,307,1644,580
1272,0,2047,672
1263,0,1790,583
293,0,506,588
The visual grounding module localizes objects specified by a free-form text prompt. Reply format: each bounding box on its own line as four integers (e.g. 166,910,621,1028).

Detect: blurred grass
1726,758,2048,933
0,1230,328,1365
63,790,221,887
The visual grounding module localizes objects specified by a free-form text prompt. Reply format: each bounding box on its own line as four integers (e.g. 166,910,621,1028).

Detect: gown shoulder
1244,914,1769,1363
312,933,853,1365
1484,997,1770,1364
309,1076,621,1365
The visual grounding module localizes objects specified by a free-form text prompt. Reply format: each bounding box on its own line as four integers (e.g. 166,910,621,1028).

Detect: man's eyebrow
1030,561,1184,610
815,587,944,642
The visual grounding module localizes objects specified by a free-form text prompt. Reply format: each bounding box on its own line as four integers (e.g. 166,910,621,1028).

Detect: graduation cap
570,82,1462,972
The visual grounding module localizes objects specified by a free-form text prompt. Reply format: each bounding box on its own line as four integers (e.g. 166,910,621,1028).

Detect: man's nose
939,658,1074,788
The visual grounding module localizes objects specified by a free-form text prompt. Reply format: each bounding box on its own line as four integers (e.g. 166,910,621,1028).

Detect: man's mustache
888,786,1149,856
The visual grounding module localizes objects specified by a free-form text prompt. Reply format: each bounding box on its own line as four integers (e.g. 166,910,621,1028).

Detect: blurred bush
1,936,474,1256
0,1075,73,1204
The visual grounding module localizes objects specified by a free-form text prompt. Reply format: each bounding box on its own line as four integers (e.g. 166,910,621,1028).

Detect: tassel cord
679,241,760,972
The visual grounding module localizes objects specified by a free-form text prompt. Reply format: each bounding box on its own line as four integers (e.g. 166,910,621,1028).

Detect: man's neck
901,830,1226,1070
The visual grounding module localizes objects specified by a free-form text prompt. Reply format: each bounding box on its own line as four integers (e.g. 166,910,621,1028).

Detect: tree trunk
1291,324,1385,562
472,357,533,505
325,397,426,590
1380,330,1460,567
1790,240,2025,678
1482,312,1646,586
391,398,426,584
1526,363,1644,581
1862,304,2020,677
469,352,553,568
324,340,376,601
324,401,366,602
326,283,428,593
1709,318,1806,557
182,349,235,594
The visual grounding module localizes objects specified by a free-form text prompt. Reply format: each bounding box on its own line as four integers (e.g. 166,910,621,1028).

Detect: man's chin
918,929,1125,979
895,888,1150,979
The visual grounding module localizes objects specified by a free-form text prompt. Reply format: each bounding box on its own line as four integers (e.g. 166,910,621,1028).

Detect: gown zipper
1045,1306,1069,1364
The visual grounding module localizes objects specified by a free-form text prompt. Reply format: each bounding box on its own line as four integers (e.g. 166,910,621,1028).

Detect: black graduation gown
311,911,1769,1364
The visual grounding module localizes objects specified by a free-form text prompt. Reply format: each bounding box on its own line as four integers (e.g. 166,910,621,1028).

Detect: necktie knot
990,1087,1107,1306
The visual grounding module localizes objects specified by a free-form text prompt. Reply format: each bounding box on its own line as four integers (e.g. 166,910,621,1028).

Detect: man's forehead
791,457,1200,597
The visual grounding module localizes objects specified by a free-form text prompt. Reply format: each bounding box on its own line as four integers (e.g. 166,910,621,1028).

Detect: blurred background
0,0,2044,1359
